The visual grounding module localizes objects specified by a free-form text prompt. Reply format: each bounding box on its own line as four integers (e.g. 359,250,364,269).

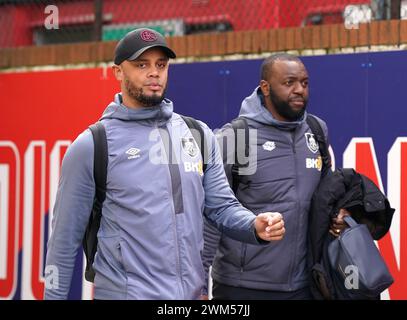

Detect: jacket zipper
158,121,184,298
288,129,300,291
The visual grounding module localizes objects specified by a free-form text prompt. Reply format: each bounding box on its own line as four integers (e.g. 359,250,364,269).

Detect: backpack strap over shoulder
181,115,208,173
90,122,108,204
230,117,249,193
306,114,332,174
83,121,108,282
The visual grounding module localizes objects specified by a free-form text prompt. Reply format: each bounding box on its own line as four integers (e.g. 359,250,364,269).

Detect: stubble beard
125,78,167,107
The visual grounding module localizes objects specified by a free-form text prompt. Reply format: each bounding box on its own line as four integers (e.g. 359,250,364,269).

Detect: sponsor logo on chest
184,160,203,176
125,147,141,159
262,141,276,152
306,156,322,171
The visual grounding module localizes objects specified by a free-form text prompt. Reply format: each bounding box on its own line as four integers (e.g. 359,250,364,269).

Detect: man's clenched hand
255,212,285,241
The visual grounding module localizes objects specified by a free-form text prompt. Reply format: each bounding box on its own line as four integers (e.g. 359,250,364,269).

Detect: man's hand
255,212,285,241
329,208,351,237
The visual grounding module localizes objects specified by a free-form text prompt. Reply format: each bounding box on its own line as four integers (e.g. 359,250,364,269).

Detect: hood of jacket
238,86,307,130
100,93,173,123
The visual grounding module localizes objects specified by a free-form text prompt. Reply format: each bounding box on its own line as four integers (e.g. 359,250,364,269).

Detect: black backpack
82,116,208,282
230,114,332,193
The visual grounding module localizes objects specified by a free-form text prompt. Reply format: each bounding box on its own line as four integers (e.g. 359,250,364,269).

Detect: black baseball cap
114,28,176,65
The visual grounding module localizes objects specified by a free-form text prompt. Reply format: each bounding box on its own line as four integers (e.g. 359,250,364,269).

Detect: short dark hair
260,53,303,81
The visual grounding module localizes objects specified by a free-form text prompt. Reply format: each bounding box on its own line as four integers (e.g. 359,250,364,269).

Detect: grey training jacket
44,93,263,300
203,87,329,293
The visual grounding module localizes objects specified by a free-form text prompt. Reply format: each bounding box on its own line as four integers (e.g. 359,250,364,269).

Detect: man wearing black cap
44,28,285,300
112,28,177,109
112,28,176,109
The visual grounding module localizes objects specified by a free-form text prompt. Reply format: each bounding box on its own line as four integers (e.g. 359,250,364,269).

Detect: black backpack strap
230,117,249,193
306,114,332,174
181,115,208,173
83,121,108,282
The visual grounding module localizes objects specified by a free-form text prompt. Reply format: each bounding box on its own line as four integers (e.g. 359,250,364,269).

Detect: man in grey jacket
43,28,285,300
203,53,342,299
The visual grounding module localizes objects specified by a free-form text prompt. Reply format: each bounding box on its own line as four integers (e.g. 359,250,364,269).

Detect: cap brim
127,45,176,61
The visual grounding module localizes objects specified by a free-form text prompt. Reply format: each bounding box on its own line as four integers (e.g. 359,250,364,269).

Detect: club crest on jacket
305,133,319,153
182,137,198,158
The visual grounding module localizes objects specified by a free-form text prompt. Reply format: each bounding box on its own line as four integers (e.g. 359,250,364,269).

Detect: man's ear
259,80,270,97
112,64,123,81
